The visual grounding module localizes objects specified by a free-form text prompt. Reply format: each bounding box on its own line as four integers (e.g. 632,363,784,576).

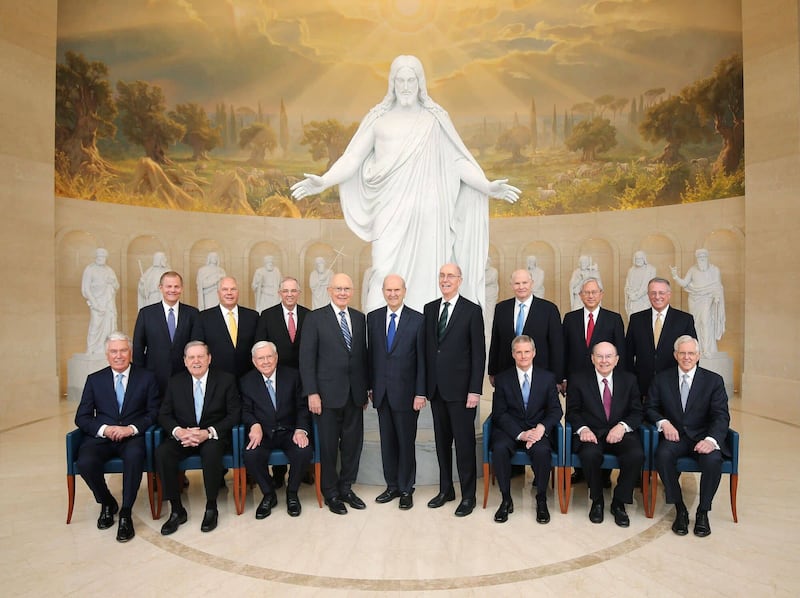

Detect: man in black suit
488,269,563,390
491,335,562,524
156,341,241,535
424,263,485,517
646,335,730,537
299,272,369,515
626,277,697,398
241,341,312,518
132,271,201,396
565,341,644,527
367,274,426,510
75,332,160,542
196,276,258,379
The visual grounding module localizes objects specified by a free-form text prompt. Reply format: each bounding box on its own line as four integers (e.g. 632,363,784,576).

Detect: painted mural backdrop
55,0,743,218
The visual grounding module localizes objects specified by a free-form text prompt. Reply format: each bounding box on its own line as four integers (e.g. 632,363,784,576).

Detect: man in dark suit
566,341,644,527
132,271,201,396
626,277,697,398
424,263,485,517
156,341,241,535
646,335,730,537
196,276,258,380
488,269,563,390
491,335,562,524
241,341,312,518
75,332,160,542
367,274,426,510
299,272,369,515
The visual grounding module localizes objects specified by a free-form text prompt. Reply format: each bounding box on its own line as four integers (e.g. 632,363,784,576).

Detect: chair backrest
153,424,242,470
67,426,157,475
564,421,651,470
483,414,564,467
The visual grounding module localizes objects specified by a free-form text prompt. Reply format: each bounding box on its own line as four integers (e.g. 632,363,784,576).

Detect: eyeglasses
581,290,602,296
332,287,353,293
675,351,698,358
279,289,300,294
439,273,461,280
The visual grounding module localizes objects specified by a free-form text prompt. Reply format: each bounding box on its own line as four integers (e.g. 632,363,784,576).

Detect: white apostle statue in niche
196,251,226,310
137,251,169,310
526,255,545,299
291,55,520,312
624,250,657,317
671,249,726,356
309,256,333,310
252,255,282,313
569,255,601,311
82,248,119,354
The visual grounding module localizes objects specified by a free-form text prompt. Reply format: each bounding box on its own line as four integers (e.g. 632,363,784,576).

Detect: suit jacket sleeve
298,311,320,396
132,310,147,367
468,305,486,394
545,302,565,381
414,315,427,396
158,375,183,433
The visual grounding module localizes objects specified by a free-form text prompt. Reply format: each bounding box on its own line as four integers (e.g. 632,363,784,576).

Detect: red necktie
586,312,595,347
287,311,296,342
602,378,612,420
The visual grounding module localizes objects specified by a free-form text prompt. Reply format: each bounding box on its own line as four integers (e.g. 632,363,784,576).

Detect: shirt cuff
619,421,632,433
97,424,107,438
129,424,139,436
656,419,667,432
171,426,181,440
208,426,218,440
704,436,720,450
295,429,308,436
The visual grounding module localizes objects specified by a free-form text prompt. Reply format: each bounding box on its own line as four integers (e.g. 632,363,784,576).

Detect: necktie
266,378,277,410
680,374,690,411
521,372,530,409
586,312,595,347
339,310,352,350
227,310,238,346
438,301,450,341
193,379,203,424
287,311,296,343
115,373,125,412
167,307,176,342
653,312,663,348
515,303,526,336
387,312,397,351
602,378,612,420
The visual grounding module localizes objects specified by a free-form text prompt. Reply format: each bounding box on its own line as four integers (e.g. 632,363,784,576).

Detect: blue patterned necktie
266,377,277,410
115,373,125,412
516,303,526,336
339,310,352,350
167,307,176,341
387,312,397,351
193,379,203,424
521,372,530,409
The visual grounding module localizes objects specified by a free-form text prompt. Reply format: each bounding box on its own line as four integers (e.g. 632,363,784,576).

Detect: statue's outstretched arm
455,158,520,204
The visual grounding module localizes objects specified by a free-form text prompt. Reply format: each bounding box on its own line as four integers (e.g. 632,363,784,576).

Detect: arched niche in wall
517,241,556,304
637,234,681,309
126,235,168,332
575,238,616,313
247,241,284,310
485,244,502,310
189,240,226,309
357,243,373,312
302,242,338,310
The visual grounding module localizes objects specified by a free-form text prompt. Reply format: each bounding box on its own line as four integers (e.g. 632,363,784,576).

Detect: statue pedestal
700,352,735,397
67,353,107,401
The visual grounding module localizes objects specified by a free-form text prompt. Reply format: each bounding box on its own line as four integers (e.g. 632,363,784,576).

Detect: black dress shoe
399,492,413,510
341,491,366,510
672,508,689,536
116,515,135,542
454,498,476,517
286,492,302,517
493,499,514,523
160,509,188,535
255,493,278,519
610,502,630,527
427,488,456,508
97,500,118,530
325,497,347,515
536,500,551,524
589,500,604,523
201,508,218,532
375,488,401,503
694,510,711,537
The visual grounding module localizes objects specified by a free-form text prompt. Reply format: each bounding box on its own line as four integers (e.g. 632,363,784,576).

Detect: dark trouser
492,431,552,499
315,397,364,500
243,429,313,495
77,435,146,509
430,392,477,500
576,432,644,504
376,400,419,494
656,435,723,512
156,438,227,502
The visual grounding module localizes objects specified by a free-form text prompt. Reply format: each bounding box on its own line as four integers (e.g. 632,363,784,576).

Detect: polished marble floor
2,393,799,597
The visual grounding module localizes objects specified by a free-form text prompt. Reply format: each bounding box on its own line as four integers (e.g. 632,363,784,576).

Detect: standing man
241,341,312,519
133,271,201,397
565,342,644,527
424,263,485,517
646,335,730,537
626,277,697,398
156,341,241,535
299,273,369,515
488,269,563,390
367,274,426,510
75,332,159,542
490,335,562,524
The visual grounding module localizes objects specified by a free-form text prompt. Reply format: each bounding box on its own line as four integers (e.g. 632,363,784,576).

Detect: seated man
490,335,562,523
241,341,312,518
646,335,730,537
75,332,159,542
566,341,644,527
156,341,241,535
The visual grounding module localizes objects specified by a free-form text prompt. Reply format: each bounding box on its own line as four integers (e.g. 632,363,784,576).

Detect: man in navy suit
491,335,562,524
241,341,312,518
626,277,696,398
156,341,241,535
75,332,159,542
566,341,644,527
299,272,369,515
132,271,201,396
646,335,730,537
424,263,485,517
367,274,426,510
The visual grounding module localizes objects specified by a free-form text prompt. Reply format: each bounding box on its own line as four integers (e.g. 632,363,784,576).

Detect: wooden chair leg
147,472,158,519
650,472,659,517
642,470,653,518
314,462,323,508
66,474,75,524
561,467,572,514
236,467,246,515
482,463,490,508
730,473,739,522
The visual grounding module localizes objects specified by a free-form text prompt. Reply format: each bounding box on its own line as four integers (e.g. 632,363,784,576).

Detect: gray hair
581,276,604,292
105,332,131,351
251,340,277,357
673,335,700,353
183,340,209,356
511,334,536,352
